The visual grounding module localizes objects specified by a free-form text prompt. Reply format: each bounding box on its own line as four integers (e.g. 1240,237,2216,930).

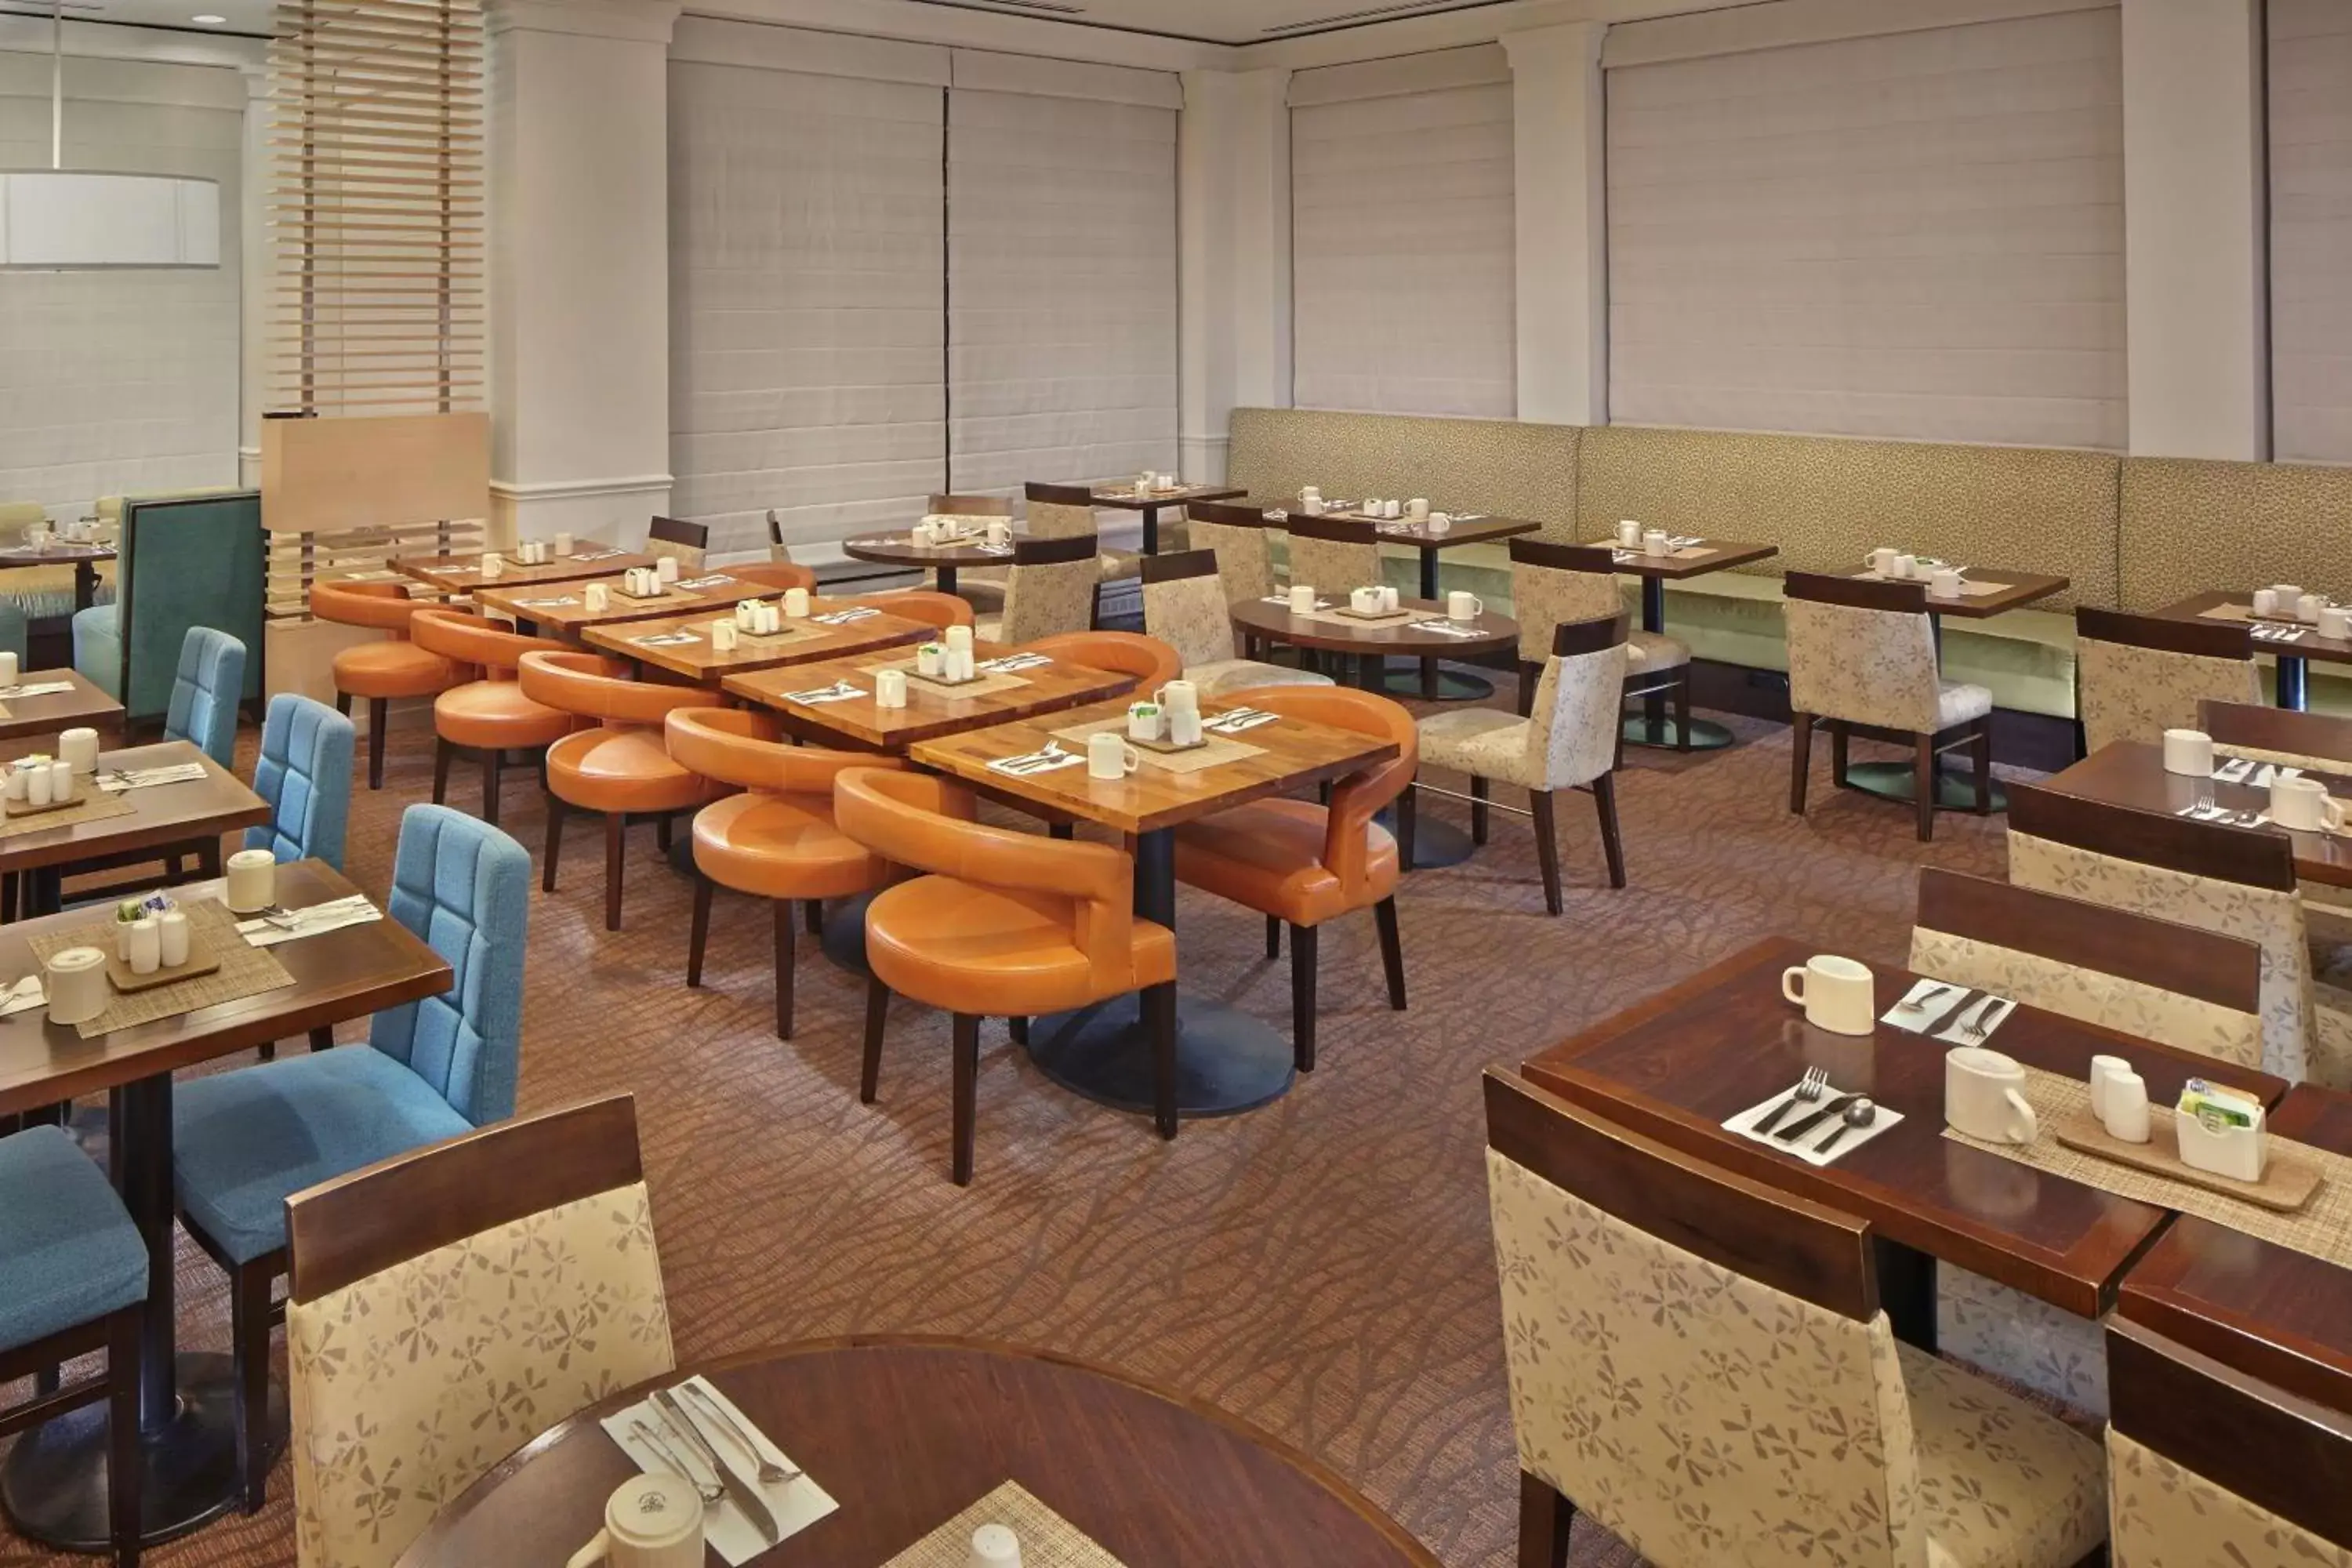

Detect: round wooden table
0,540,114,612
397,1336,1436,1568
839,532,1009,597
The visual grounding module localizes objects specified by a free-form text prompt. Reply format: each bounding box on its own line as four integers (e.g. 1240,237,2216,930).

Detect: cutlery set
1743,1069,1882,1159
627,1382,797,1545
989,742,1082,776
783,681,862,705
1408,620,1482,637
978,652,1051,673
1206,708,1279,735
2252,622,2308,644
812,606,880,626
100,763,209,792
1883,979,2016,1044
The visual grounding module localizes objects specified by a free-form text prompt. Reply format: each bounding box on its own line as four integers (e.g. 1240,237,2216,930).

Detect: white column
238,63,274,488
1502,22,1607,427
1177,66,1290,484
2122,0,2268,459
485,0,679,545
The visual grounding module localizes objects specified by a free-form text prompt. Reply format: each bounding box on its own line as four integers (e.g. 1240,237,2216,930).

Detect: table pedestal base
1842,760,2009,814
1621,714,1737,752
1374,805,1475,869
0,1352,285,1551
1029,991,1295,1118
820,891,877,976
1375,665,1494,703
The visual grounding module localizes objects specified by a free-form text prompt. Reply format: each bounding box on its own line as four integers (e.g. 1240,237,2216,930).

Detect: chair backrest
1783,571,1942,733
1022,481,1098,541
2075,607,2261,755
997,533,1099,644
246,694,355,869
284,1094,673,1568
517,651,708,731
645,514,708,571
0,501,44,541
164,626,247,768
665,706,903,798
1911,868,2264,1069
2199,699,2352,779
1283,513,1383,595
1483,1070,1922,1568
408,607,566,681
1185,501,1276,604
1224,685,1414,898
1140,550,1240,669
1023,630,1180,688
113,492,267,723
856,589,973,632
310,579,422,637
1508,538,1625,664
2006,782,2321,1083
2105,1316,2352,1567
368,804,531,1124
727,561,817,595
0,603,27,668
1522,615,1629,790
930,492,1011,518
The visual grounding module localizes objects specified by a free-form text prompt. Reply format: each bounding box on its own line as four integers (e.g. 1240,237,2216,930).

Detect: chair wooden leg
432,735,452,805
1374,896,1406,1009
1592,774,1627,890
1831,721,1850,789
1790,712,1813,814
950,1011,980,1185
1396,782,1417,872
1470,775,1490,845
1913,733,1936,843
603,812,625,931
772,898,796,1040
481,748,501,827
332,690,351,717
1145,982,1178,1140
1517,661,1538,718
859,976,888,1103
1531,789,1563,914
230,1260,272,1512
257,1041,275,1062
1519,1470,1576,1568
1289,922,1319,1072
308,1026,333,1051
366,698,387,790
1972,719,1994,814
655,813,673,854
685,874,711,986
1265,913,1281,959
1673,672,1692,753
106,1304,141,1566
542,793,566,893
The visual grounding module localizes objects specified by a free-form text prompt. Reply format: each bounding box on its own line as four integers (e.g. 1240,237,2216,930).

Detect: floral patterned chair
1784,571,1994,843
1183,500,1279,605
1414,616,1630,914
1023,481,1142,592
1484,1069,2108,1568
1280,512,1384,600
1507,538,1690,739
1140,549,1332,698
2075,608,2260,756
972,533,1104,645
2199,699,2352,781
282,1095,671,1568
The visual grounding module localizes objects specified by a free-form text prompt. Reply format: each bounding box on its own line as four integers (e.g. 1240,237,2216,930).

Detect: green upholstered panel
1574,426,2121,611
116,492,266,724
2118,457,2352,613
1225,408,1579,540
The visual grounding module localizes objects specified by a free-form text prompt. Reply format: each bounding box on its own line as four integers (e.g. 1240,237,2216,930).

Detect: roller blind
2270,0,2352,465
1605,5,2127,449
1290,49,1515,418
668,60,946,558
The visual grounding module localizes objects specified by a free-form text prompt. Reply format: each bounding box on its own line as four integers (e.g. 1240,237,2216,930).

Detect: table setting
593,1373,837,1563
96,760,209,793
2159,727,2350,833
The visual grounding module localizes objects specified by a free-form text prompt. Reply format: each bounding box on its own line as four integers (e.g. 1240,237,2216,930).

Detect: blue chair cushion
0,1126,147,1351
172,1047,474,1265
72,604,122,700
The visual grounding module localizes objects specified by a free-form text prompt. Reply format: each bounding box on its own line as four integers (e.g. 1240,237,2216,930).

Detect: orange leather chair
665,708,903,1040
1173,686,1414,1071
409,608,575,827
833,767,1178,1185
726,561,817,594
310,581,464,790
519,652,720,931
1022,631,1181,689
855,590,973,633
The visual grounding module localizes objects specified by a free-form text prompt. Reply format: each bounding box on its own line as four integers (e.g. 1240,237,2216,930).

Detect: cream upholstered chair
764,508,808,568
2076,608,2259,755
1910,868,2263,1417
283,1095,673,1568
1508,538,1692,738
1785,571,1994,843
1485,1070,2108,1568
1414,616,1629,913
1140,549,1331,698
1024,481,1142,590
1281,511,1384,599
974,533,1102,645
2200,698,2352,779
644,514,708,572
0,501,45,543
1185,499,1279,605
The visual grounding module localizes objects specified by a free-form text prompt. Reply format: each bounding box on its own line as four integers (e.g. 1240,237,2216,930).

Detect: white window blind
2271,0,2352,465
1290,47,1515,419
668,57,947,558
946,72,1178,499
1604,3,2127,450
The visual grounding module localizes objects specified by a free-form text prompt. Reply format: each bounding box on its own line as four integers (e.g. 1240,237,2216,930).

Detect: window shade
2270,0,2352,464
946,85,1178,499
668,60,946,558
1604,5,2127,449
1290,49,1515,419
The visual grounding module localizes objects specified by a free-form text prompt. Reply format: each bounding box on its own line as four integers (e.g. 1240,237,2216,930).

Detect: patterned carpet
0,685,2018,1568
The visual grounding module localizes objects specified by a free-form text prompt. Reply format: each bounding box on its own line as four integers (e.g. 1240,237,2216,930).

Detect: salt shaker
967,1524,1022,1568
127,915,162,976
46,758,71,804
158,908,191,968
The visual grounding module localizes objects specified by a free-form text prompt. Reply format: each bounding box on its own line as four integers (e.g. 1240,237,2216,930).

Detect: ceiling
0,0,270,38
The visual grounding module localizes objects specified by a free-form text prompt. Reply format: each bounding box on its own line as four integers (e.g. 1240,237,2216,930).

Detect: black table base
1621,713,1736,752
1377,665,1494,702
1029,991,1296,1118
1374,804,1475,869
1842,760,2009,814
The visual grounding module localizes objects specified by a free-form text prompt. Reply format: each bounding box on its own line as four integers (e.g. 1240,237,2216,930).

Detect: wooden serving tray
5,789,90,818
612,585,674,602
2053,1109,2322,1213
105,932,222,993
1330,605,1412,623
1131,731,1209,755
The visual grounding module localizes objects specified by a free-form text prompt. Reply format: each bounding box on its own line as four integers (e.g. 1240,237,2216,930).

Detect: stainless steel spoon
1813,1098,1877,1158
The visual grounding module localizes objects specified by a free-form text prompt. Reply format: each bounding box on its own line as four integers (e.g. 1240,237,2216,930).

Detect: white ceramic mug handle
562,1529,612,1568
1781,967,1808,1006
1468,596,1483,615
2002,1088,2038,1145
1123,745,1142,775
2327,798,2346,833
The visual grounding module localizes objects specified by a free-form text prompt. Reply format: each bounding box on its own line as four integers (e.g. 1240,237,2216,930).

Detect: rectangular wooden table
0,741,270,915
583,598,931,685
0,668,125,745
2158,589,2350,710
1523,936,2290,1338
394,546,653,594
1084,481,1245,555
723,642,1138,753
1847,565,2071,621
475,568,774,637
2040,739,2352,890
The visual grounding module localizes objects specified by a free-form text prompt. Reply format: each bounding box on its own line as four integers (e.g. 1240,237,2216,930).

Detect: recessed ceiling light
191,13,225,22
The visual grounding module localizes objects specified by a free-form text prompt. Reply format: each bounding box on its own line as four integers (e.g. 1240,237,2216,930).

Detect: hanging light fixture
0,0,220,268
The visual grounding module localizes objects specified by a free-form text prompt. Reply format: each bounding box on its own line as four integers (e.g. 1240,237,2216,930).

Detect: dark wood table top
839,532,1014,571
723,643,1137,753
0,669,125,744
476,569,774,633
1602,537,1779,579
2159,590,2352,666
0,542,114,567
1523,936,2290,1319
1086,482,1245,511
1229,595,1517,659
1842,566,2071,619
1276,510,1542,553
912,696,1401,837
0,858,452,1116
582,600,931,684
396,1336,1436,1568
2041,739,2352,889
0,741,268,876
394,548,653,593
2120,1084,2352,1415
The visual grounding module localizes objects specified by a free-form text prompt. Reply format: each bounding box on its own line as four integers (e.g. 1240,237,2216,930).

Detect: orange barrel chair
854,590,973,633
833,767,1178,1185
409,607,575,827
664,708,903,1040
519,651,721,931
724,561,817,594
1172,686,1415,1071
309,581,464,790
1022,630,1181,690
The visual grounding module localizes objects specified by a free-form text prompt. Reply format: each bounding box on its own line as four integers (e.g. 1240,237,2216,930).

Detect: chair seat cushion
547,727,715,815
1174,798,1397,927
71,604,122,700
333,641,462,700
866,876,1175,1017
1939,681,1995,728
1097,550,1143,583
1897,1341,2108,1568
0,1126,147,1351
973,615,1003,642
1627,629,1690,671
434,678,575,750
693,791,888,902
1416,708,1540,789
174,1047,474,1265
1186,659,1335,698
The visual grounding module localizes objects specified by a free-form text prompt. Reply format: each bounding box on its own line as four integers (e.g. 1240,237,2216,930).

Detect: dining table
913,696,1399,1119
0,741,271,916
474,568,778,638
2157,589,2348,711
0,858,453,1552
837,531,1011,598
393,545,655,595
1602,535,1779,750
583,599,932,686
2038,739,2352,890
1083,480,1245,556
0,668,124,746
0,540,114,613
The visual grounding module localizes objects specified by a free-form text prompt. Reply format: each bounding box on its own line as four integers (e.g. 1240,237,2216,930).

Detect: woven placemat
1942,1065,2352,1269
861,658,1032,702
28,898,296,1038
1853,570,2007,597
1050,715,1266,775
1303,604,1414,631
883,1482,1127,1568
0,791,134,840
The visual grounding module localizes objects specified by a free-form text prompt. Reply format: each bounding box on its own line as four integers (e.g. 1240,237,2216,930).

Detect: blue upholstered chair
172,804,531,1510
73,491,264,721
0,1126,147,1566
245,693,354,870
164,627,246,769
0,603,27,671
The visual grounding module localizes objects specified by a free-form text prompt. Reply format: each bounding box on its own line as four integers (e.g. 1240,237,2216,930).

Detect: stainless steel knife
654,1387,780,1544
1773,1092,1860,1145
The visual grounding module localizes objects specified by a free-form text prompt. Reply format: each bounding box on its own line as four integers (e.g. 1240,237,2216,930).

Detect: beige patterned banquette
1224,407,1577,538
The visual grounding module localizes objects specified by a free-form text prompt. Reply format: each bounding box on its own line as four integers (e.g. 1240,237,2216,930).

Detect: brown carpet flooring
0,690,2018,1568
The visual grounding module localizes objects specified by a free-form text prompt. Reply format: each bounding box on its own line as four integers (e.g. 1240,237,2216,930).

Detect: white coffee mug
1300,486,1323,505
1866,546,1899,575
875,669,909,709
555,532,575,556
1156,681,1200,717
0,651,17,686
986,520,1011,548
2325,607,2351,642
481,551,504,581
1425,514,1450,533
1350,586,1384,615
1779,953,1875,1036
914,518,942,546
1087,730,1141,780
225,848,277,915
1406,498,1430,521
2299,593,2326,625
1289,583,1317,614
2254,588,2281,618
1642,528,1670,558
42,946,108,1026
968,1523,1023,1568
1929,568,1962,601
1945,1046,2037,1144
2087,1054,2132,1119
564,1473,704,1568
2100,1069,2151,1144
2162,728,2216,777
585,584,611,613
1447,591,1482,624
946,625,975,655
1617,520,1642,549
2274,583,2305,606
2272,773,2346,832
784,587,812,619
1302,496,1326,516
711,621,739,652
59,728,99,774
655,555,681,584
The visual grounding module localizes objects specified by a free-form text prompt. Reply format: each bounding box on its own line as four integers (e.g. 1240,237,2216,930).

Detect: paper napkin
598,1375,837,1566
1722,1088,1906,1168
